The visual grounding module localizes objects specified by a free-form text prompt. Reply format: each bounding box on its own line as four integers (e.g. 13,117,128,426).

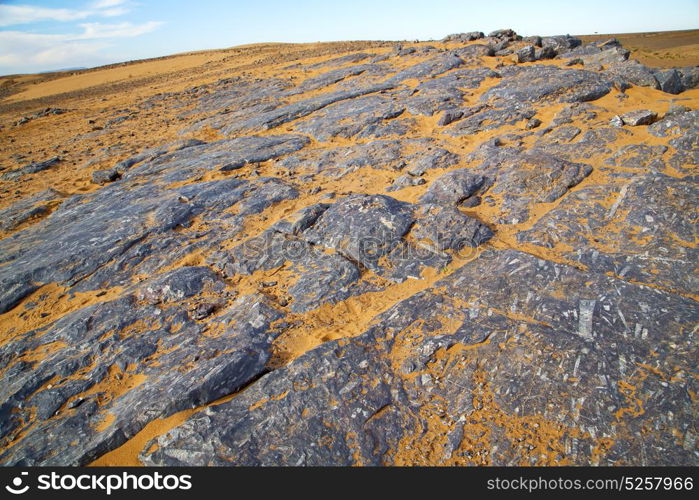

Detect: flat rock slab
142,249,697,466
0,274,282,465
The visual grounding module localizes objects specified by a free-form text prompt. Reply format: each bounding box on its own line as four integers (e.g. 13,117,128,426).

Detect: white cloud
100,7,131,17
0,21,163,73
90,0,129,8
0,1,133,27
75,21,164,40
0,5,91,26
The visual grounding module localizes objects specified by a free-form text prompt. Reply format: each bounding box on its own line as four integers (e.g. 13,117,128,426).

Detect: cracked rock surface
0,30,697,466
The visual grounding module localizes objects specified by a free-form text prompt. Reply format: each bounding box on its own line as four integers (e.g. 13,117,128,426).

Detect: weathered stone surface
445,104,535,136
0,189,62,232
91,168,120,184
412,205,493,250
442,32,484,43
677,66,699,90
1,157,60,181
406,68,498,116
437,109,463,126
620,109,656,126
386,174,426,191
1,30,697,468
217,83,393,135
303,194,414,271
604,144,667,172
523,35,542,47
13,108,66,127
478,151,593,223
605,60,659,89
0,285,282,465
648,108,699,137
0,135,306,315
142,249,697,466
516,45,536,63
488,29,520,41
654,69,683,94
289,64,387,95
309,53,372,69
482,65,614,104
534,125,630,160
385,53,464,84
405,147,459,176
134,267,223,304
560,44,630,67
517,173,698,295
295,93,407,141
419,168,485,206
541,35,582,54
452,44,494,59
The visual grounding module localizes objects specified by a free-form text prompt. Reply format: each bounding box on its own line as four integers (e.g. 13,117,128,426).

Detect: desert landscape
0,28,697,466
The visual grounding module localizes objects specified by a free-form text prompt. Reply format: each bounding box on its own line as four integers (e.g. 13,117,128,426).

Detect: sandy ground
579,29,699,67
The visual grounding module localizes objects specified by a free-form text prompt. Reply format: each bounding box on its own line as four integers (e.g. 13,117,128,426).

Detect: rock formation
0,30,697,466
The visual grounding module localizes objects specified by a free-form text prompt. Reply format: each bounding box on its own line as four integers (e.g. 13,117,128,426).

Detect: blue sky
1,0,698,75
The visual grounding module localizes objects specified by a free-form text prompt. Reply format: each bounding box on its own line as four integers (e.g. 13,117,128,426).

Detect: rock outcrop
0,29,697,466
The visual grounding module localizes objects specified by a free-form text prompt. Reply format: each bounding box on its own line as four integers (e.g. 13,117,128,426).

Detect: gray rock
482,65,613,104
386,53,465,84
541,35,582,54
522,35,542,47
135,267,223,304
621,109,657,126
1,157,61,181
303,194,414,271
525,117,542,129
653,69,683,94
420,169,485,206
478,151,593,223
452,44,494,59
610,115,624,127
437,109,464,126
295,93,407,141
2,31,697,468
0,290,283,465
488,29,520,41
678,66,699,90
516,45,536,63
386,175,426,192
605,60,659,89
91,168,120,184
412,205,493,250
442,32,484,43
534,46,557,60
142,249,698,466
517,173,697,295
0,189,62,232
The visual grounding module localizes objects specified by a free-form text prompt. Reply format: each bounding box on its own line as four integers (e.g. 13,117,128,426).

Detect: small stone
91,168,121,184
610,115,624,127
516,45,536,63
525,118,542,130
437,109,463,126
621,109,657,126
191,302,217,320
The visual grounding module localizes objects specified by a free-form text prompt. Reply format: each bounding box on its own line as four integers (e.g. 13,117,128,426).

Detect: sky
1,0,698,75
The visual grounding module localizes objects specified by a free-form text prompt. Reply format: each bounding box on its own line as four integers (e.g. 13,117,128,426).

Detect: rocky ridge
0,30,697,466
